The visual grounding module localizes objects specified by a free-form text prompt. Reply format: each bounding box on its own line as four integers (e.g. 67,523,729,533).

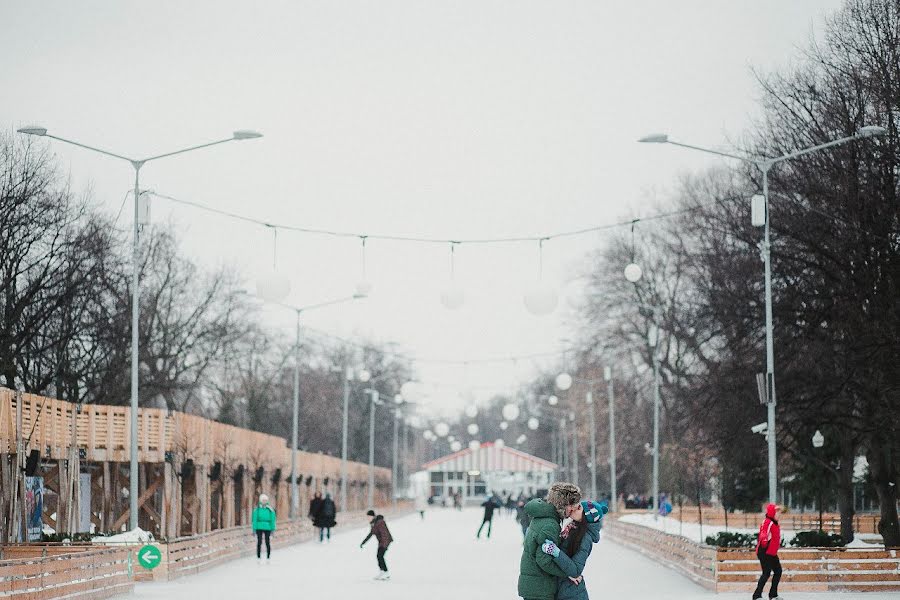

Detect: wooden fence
605,516,900,593
654,506,882,535
0,546,133,600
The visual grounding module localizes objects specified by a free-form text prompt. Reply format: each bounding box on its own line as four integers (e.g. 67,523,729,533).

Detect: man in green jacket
252,493,277,562
518,483,582,600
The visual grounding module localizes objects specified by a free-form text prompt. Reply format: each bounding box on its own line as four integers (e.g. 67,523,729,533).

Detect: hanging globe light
423,429,434,440
495,439,505,448
434,422,450,438
556,372,573,391
447,436,456,443
394,394,404,405
464,405,478,418
467,423,479,436
502,403,521,421
523,285,559,316
516,434,527,444
548,395,559,406
624,263,643,283
469,440,481,450
256,272,291,302
440,285,465,310
500,421,509,430
450,440,462,452
527,417,539,430
357,369,371,383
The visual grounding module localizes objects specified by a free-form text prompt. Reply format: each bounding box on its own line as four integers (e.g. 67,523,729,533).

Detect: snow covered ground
129,507,899,600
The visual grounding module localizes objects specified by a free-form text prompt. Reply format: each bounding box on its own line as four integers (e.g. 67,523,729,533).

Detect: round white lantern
435,422,450,438
465,405,478,418
548,395,559,406
423,430,434,440
556,372,573,391
500,421,509,430
450,440,462,452
467,423,479,435
527,417,539,430
256,272,291,302
517,434,527,444
494,439,505,448
502,403,521,421
440,285,465,310
469,440,481,450
523,285,559,316
394,394,404,405
624,263,643,283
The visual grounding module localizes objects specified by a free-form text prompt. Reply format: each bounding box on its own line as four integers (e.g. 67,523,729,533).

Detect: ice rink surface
132,507,900,600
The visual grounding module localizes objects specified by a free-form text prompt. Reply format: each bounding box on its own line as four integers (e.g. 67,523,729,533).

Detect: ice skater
753,503,783,600
251,493,276,563
477,494,498,539
360,509,394,580
313,492,337,542
415,492,427,520
518,482,582,600
540,500,608,599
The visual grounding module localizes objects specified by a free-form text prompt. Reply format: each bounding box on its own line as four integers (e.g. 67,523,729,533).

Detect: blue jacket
552,521,601,600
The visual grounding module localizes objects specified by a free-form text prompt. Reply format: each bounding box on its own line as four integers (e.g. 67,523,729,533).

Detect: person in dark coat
477,495,498,539
313,492,337,542
540,500,608,599
308,491,323,524
361,509,394,580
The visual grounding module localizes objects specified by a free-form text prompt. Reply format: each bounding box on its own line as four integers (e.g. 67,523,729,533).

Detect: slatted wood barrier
651,507,881,535
604,516,900,593
0,546,133,599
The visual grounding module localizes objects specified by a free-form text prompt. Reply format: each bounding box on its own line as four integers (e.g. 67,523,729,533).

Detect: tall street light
639,126,886,504
275,294,366,518
335,366,370,513
605,366,617,512
17,126,263,530
363,388,383,508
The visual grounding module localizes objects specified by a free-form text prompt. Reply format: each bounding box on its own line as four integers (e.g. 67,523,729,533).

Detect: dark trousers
376,546,388,571
319,527,331,542
753,552,782,599
477,518,492,538
256,530,271,558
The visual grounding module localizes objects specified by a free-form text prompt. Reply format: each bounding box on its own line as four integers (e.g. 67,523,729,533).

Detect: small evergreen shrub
789,530,845,547
705,531,757,548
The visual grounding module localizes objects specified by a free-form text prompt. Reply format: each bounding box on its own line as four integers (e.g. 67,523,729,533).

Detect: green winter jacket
552,521,601,600
518,499,568,600
252,505,277,531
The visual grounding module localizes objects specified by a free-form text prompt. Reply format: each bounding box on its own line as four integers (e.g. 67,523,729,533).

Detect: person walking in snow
540,500,608,599
477,494,499,539
360,509,394,580
518,482,582,600
313,492,337,542
415,492,428,520
308,491,323,524
252,494,276,563
753,503,783,600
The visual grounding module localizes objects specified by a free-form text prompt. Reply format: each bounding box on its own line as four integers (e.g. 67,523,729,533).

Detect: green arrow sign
137,544,162,570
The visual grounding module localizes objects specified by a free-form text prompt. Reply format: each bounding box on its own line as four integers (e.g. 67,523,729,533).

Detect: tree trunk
836,441,856,542
869,445,900,548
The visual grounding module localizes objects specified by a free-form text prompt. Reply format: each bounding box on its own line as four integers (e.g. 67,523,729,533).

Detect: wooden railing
658,507,882,535
0,546,134,599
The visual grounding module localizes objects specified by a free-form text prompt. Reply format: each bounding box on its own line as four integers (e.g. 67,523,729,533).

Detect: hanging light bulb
440,242,465,310
495,439,505,448
527,417,539,430
467,423,479,435
502,403,520,421
464,404,478,418
556,372,573,391
256,226,291,302
435,422,450,437
624,220,643,283
450,440,462,452
447,435,456,443
355,236,373,296
524,239,559,316
516,434,527,444
548,395,559,406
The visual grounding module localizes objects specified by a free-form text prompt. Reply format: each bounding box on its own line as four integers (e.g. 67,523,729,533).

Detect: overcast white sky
1,1,844,410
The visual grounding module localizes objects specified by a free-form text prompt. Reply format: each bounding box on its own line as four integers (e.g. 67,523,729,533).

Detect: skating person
251,494,276,563
415,492,427,520
477,494,498,539
753,503,783,600
313,492,337,542
540,500,608,599
518,482,582,600
360,509,394,580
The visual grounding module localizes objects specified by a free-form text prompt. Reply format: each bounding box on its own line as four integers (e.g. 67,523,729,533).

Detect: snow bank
92,527,154,544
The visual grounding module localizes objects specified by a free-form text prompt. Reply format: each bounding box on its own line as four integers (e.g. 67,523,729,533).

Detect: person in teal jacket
252,493,277,562
540,500,608,600
518,482,582,600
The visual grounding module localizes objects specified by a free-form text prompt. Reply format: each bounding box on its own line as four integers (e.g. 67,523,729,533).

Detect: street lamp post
639,126,886,504
587,391,597,499
364,388,382,508
605,366,616,512
17,126,263,530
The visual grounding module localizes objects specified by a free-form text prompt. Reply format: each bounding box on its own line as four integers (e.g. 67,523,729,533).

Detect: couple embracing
518,482,607,600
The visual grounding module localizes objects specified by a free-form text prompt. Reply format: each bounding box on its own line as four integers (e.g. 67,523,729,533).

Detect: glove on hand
541,539,560,558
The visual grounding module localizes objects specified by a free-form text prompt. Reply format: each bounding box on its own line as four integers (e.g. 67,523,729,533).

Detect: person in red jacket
753,503,783,600
361,509,394,581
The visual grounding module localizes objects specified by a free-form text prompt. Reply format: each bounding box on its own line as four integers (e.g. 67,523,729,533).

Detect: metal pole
290,311,300,518
340,369,349,513
368,390,377,508
571,416,578,487
588,391,597,499
560,419,568,479
652,352,660,520
401,418,408,497
607,373,617,512
129,165,142,531
762,165,778,504
392,408,399,509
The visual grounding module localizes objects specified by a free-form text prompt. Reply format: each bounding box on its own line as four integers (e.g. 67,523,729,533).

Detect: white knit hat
259,494,270,504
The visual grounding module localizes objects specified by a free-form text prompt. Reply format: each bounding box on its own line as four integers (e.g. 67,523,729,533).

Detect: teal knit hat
581,501,608,523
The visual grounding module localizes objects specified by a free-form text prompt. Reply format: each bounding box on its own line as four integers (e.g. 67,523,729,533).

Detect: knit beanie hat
765,503,778,518
366,509,376,517
546,482,582,517
259,494,269,505
581,501,608,523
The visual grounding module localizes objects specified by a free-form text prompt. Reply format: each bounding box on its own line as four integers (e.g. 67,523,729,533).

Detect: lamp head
233,130,263,140
857,125,887,138
638,133,669,144
17,126,48,137
352,293,368,300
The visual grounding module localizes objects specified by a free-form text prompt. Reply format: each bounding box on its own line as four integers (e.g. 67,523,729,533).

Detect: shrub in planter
705,531,758,548
789,530,845,547
40,532,93,543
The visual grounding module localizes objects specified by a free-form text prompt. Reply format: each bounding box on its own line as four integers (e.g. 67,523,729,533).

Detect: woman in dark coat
540,500,607,600
313,492,337,542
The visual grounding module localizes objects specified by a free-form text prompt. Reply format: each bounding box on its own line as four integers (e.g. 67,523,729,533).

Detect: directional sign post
137,544,162,570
